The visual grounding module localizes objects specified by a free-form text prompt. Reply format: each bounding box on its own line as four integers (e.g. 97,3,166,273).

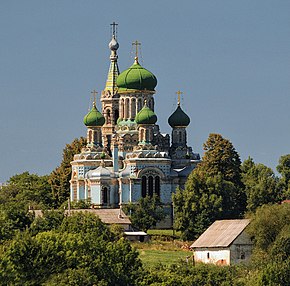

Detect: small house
190,219,253,265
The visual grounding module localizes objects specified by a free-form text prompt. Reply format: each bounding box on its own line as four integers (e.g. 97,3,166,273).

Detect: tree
48,137,86,207
277,154,290,200
173,134,246,240
124,195,165,232
0,212,142,286
241,157,280,212
246,203,290,252
199,133,243,186
0,172,53,208
0,172,53,242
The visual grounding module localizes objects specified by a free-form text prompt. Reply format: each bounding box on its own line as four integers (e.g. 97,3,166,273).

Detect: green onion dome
168,104,190,128
116,58,157,92
135,103,157,125
83,103,105,127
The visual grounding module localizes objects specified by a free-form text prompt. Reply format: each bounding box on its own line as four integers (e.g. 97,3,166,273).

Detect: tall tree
277,154,290,200
48,137,86,207
241,157,280,212
173,133,246,240
124,195,165,232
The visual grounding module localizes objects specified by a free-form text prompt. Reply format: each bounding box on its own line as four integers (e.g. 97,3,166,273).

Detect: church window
102,187,108,205
179,131,182,143
125,98,129,119
155,176,160,197
106,109,111,124
148,176,154,197
88,130,92,143
141,176,147,198
131,98,136,119
114,109,119,125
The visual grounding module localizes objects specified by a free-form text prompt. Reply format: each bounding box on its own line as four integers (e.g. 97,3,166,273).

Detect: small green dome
168,105,190,128
135,104,157,125
83,104,105,127
117,58,157,92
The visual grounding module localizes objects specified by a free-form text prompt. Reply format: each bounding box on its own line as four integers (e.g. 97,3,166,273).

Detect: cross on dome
132,40,141,62
176,90,183,106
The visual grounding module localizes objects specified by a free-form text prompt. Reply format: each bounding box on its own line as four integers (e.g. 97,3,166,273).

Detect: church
70,24,200,226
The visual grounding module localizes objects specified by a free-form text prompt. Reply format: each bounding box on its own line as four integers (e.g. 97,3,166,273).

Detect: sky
0,1,290,183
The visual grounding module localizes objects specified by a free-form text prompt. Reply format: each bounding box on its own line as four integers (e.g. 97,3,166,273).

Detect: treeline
1,134,290,284
1,204,290,285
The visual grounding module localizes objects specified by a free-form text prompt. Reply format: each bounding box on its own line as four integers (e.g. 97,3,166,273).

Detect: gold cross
176,90,183,105
91,89,98,106
132,40,141,59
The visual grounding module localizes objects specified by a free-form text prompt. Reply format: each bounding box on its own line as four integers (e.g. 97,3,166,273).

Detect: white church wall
90,185,101,204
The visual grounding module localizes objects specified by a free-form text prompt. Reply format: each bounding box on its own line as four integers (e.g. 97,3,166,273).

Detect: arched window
102,187,108,205
114,109,119,125
88,130,92,143
106,109,111,124
179,131,182,143
141,176,147,198
138,98,142,112
148,176,154,197
155,176,160,197
131,98,136,119
140,129,145,142
125,98,129,119
120,99,124,118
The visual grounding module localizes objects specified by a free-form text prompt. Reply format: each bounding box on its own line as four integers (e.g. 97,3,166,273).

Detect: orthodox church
70,25,200,226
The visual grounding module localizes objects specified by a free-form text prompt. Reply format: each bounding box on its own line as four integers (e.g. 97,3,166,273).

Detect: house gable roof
191,219,250,248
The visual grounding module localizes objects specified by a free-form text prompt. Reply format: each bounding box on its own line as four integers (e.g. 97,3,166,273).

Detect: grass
147,229,181,237
137,249,193,267
131,239,193,268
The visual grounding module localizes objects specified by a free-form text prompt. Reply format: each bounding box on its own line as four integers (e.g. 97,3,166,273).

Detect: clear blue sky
1,1,289,183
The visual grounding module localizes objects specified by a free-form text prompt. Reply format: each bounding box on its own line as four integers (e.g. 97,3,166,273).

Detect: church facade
70,27,200,226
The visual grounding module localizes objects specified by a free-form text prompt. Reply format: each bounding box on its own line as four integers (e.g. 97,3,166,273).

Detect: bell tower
101,22,120,152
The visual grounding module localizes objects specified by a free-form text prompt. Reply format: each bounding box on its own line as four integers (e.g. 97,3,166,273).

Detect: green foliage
0,172,54,242
173,134,246,240
48,137,86,207
0,212,142,286
241,157,280,212
123,195,165,231
0,172,53,208
277,154,290,200
173,173,223,240
139,263,240,286
29,210,64,235
247,203,290,252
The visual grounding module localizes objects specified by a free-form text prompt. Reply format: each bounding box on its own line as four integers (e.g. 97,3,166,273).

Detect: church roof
83,103,105,127
135,103,157,125
117,58,157,92
168,104,190,128
105,35,120,94
86,163,111,178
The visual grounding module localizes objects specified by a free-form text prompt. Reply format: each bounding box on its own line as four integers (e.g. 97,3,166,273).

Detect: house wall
194,248,230,265
229,231,253,264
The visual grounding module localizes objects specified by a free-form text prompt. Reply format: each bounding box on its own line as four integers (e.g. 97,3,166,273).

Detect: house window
240,250,245,260
207,252,210,259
